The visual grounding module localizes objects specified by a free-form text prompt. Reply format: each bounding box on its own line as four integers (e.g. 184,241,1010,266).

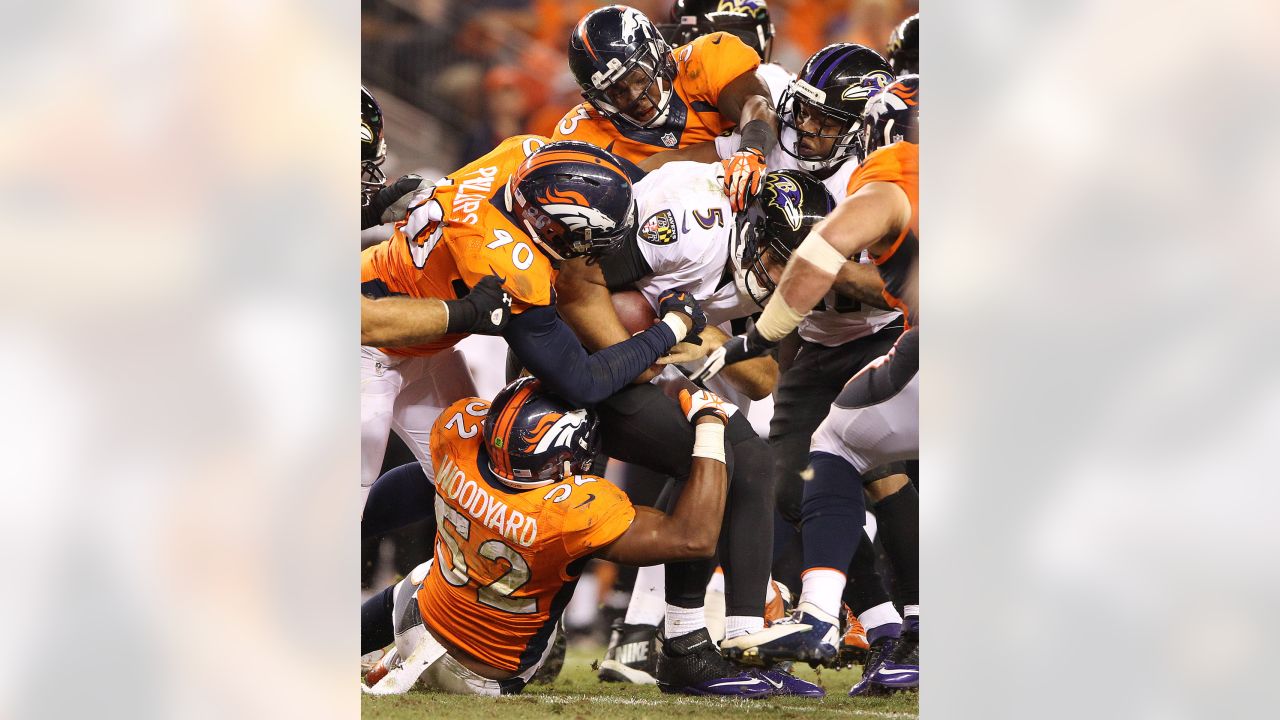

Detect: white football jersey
631,161,737,316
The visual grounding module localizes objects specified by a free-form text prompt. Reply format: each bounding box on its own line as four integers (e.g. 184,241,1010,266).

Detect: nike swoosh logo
712,37,722,44
760,675,784,689
574,494,596,508
681,211,690,233
706,678,766,688
876,668,917,676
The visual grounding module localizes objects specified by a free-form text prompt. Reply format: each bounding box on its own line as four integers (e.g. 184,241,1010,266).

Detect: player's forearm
555,276,633,352
833,260,891,310
360,295,448,347
665,420,730,558
702,325,776,399
638,142,720,172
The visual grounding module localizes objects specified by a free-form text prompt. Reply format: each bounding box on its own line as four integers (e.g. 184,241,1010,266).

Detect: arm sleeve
599,234,654,290
503,304,677,407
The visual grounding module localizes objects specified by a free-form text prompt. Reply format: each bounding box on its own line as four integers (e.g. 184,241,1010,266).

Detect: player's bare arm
693,324,778,401
554,260,674,384
361,274,512,347
638,140,722,172
833,259,892,310
597,390,734,565
360,295,447,347
774,181,911,318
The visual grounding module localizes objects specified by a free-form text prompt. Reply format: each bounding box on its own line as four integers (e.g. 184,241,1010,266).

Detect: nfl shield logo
662,132,677,147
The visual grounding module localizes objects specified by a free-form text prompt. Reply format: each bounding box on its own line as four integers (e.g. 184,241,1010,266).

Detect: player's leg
362,461,436,542
599,465,672,684
361,347,405,511
596,384,784,698
390,347,477,473
724,330,919,676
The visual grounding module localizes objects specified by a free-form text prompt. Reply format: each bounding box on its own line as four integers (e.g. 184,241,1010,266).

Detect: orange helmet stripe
575,18,600,62
519,149,629,185
491,382,537,477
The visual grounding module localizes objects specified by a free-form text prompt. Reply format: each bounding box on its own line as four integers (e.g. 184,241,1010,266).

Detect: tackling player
554,167,835,696
645,42,918,679
554,5,778,211
360,378,776,696
656,0,789,100
694,76,921,696
360,137,706,511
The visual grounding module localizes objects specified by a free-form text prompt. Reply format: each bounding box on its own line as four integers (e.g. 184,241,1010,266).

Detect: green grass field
362,643,919,719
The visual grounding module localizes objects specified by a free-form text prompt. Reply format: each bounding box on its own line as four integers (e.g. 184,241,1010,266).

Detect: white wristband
754,295,806,343
793,229,848,274
660,312,689,343
691,421,726,464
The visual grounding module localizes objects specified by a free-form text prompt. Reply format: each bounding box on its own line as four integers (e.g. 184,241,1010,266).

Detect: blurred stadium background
359,0,917,647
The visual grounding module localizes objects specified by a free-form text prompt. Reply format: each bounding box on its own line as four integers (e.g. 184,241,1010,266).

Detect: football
610,290,658,335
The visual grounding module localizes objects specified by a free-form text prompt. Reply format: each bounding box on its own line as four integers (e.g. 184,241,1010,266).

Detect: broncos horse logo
537,186,620,235
522,409,591,454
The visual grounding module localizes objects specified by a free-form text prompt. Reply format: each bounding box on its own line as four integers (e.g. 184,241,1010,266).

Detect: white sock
665,604,706,639
724,615,764,640
624,564,667,626
705,567,725,594
903,604,919,619
797,568,845,621
858,601,903,631
765,578,778,605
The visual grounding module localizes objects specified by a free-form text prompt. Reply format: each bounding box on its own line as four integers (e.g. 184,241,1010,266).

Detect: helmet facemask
777,81,864,174
582,39,676,129
731,205,786,307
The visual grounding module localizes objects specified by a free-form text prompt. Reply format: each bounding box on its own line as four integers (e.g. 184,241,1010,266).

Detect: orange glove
678,388,739,424
721,147,767,213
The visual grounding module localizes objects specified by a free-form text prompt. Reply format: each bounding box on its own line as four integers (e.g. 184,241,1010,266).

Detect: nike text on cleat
598,620,659,684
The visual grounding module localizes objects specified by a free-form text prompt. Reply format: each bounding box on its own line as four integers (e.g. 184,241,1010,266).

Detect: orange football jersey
360,135,555,357
417,398,636,673
551,32,760,163
849,141,919,328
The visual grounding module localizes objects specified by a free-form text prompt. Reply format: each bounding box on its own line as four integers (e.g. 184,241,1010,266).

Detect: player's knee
800,452,865,523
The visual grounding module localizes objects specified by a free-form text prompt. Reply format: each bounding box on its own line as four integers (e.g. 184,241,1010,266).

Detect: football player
656,0,790,100
360,86,430,240
554,5,778,212
555,168,834,696
360,137,706,511
695,76,921,696
649,42,917,677
360,378,769,696
887,14,919,76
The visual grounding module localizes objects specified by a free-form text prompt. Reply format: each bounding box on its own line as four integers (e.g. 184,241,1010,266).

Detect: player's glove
443,274,512,335
721,147,767,213
657,288,707,337
361,174,426,229
689,326,777,385
678,388,738,424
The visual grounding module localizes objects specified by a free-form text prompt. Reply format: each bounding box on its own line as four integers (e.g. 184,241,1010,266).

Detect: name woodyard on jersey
436,453,539,547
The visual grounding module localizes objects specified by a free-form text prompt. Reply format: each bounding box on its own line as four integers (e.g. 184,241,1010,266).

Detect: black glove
656,288,707,337
689,327,777,385
443,275,513,335
361,174,423,229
